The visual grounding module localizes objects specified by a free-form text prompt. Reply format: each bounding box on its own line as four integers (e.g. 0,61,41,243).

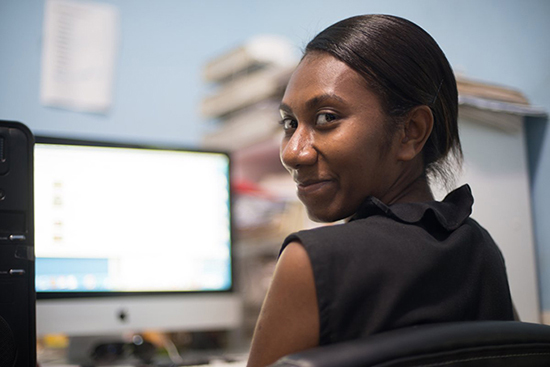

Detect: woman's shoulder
279,216,409,265
280,218,383,251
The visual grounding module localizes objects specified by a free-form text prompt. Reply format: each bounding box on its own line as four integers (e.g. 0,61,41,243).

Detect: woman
247,14,514,367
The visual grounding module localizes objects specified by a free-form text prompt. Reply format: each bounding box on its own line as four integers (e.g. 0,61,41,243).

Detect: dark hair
305,14,462,186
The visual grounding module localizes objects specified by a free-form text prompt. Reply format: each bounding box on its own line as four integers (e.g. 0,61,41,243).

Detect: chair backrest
270,321,550,367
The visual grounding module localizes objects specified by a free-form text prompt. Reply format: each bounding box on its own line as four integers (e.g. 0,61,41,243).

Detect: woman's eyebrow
307,93,345,108
279,102,292,114
279,94,345,114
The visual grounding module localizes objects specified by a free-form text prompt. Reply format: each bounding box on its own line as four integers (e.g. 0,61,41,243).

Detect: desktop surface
38,334,249,367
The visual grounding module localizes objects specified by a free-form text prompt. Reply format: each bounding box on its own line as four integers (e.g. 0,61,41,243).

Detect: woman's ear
397,105,434,162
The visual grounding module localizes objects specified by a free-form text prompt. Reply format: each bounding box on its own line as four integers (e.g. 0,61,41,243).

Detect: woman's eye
315,113,337,126
281,118,298,131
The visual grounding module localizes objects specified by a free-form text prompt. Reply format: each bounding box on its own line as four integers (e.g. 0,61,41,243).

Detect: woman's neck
388,173,434,205
380,161,435,205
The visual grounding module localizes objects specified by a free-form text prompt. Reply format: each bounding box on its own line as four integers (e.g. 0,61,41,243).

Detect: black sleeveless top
280,185,514,346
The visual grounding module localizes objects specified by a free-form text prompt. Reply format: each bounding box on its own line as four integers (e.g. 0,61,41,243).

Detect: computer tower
0,121,35,367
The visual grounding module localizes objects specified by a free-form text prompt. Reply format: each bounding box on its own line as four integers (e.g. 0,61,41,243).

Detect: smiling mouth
297,180,332,194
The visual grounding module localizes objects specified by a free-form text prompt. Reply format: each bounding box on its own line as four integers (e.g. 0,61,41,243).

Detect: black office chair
270,321,550,366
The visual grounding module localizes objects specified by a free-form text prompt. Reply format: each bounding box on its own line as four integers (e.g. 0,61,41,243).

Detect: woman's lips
296,180,332,195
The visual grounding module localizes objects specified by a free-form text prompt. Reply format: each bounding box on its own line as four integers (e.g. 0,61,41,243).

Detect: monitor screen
34,138,240,336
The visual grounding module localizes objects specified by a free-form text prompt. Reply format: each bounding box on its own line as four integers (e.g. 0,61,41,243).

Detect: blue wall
2,0,550,313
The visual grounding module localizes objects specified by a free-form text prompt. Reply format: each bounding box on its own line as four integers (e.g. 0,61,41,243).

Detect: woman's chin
305,205,349,224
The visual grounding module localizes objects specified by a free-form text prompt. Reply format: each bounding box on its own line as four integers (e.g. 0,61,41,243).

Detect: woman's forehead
282,53,381,111
290,53,354,86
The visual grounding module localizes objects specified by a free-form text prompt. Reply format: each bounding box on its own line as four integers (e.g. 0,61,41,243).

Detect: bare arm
247,241,320,367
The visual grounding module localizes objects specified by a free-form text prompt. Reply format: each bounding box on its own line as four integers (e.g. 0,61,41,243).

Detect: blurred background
1,0,550,362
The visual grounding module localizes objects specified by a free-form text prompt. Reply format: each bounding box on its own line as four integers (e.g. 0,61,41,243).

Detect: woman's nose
280,127,317,169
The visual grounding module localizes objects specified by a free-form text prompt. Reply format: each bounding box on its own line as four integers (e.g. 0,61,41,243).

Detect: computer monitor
33,137,241,337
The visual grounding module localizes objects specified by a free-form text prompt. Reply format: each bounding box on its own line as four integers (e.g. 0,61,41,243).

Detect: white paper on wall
40,0,119,113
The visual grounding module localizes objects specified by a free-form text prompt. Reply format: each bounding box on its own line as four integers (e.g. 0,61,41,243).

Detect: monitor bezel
34,135,236,301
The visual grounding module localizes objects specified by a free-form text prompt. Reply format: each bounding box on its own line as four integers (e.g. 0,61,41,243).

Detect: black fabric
280,185,514,346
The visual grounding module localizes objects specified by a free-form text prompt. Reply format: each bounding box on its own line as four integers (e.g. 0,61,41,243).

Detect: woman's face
279,53,402,222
